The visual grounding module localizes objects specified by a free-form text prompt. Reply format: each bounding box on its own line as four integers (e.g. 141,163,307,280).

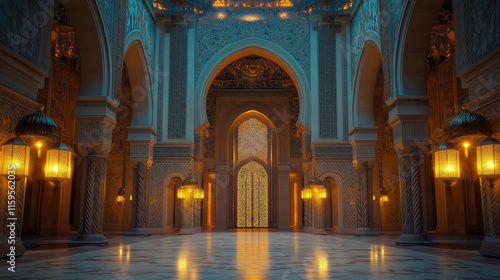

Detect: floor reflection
236,229,269,279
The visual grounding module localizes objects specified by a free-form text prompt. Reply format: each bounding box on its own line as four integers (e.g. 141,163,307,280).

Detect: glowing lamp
45,142,73,182
318,186,327,199
116,187,125,203
194,186,205,200
177,186,187,199
434,142,460,186
0,137,30,178
476,137,500,181
381,195,389,203
301,186,312,200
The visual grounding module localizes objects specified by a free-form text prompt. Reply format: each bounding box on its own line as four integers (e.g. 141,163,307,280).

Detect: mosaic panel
318,24,337,138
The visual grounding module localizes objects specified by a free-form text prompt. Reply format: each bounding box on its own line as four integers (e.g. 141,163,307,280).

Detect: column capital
128,127,156,167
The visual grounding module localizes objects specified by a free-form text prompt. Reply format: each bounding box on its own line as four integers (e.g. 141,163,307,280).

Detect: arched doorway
166,177,184,231
235,118,272,228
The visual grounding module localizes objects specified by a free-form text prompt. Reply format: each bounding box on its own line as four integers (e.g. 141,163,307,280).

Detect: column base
396,234,437,246
0,238,26,259
354,228,379,236
311,228,327,235
69,234,108,246
193,227,203,233
179,228,195,235
126,228,152,237
479,237,500,258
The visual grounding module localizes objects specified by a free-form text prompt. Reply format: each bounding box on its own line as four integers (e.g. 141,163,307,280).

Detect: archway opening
166,177,184,231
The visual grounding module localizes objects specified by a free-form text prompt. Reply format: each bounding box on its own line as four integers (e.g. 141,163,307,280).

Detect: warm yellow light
434,142,460,182
464,142,469,148
381,195,389,202
218,13,225,19
373,194,376,201
178,258,187,271
177,187,187,199
301,188,312,200
116,195,125,203
476,137,500,180
241,15,261,22
318,257,328,272
0,138,30,177
129,194,133,201
45,143,73,181
279,12,287,18
319,187,327,199
194,188,205,200
37,142,42,148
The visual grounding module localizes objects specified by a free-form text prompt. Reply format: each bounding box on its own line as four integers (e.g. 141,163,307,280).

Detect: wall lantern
381,195,389,203
476,137,500,182
45,142,73,185
434,142,461,190
318,185,327,199
177,185,187,199
0,137,30,178
194,186,205,200
307,177,326,199
301,185,312,200
117,187,126,203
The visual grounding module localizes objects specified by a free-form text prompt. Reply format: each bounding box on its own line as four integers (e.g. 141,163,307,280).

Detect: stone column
302,162,312,232
351,127,379,236
311,187,327,235
354,160,378,236
479,179,500,257
215,163,228,229
127,128,155,236
278,163,291,228
193,162,203,232
70,98,116,245
179,189,195,235
127,162,152,236
388,98,435,246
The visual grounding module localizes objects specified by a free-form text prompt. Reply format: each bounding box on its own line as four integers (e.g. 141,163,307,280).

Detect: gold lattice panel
237,161,268,227
237,118,268,165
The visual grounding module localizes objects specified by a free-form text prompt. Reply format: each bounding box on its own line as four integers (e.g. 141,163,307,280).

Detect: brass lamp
447,109,492,158
117,187,126,203
0,137,30,179
476,137,500,182
301,185,312,200
434,142,460,190
194,186,205,200
45,142,73,186
177,185,187,199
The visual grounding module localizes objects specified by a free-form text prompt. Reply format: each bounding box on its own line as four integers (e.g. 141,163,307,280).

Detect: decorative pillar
179,189,194,235
351,127,379,236
311,187,327,235
70,98,116,245
193,162,203,232
215,163,228,229
479,179,500,257
353,160,378,236
388,102,435,245
278,163,291,228
302,162,313,232
126,128,155,236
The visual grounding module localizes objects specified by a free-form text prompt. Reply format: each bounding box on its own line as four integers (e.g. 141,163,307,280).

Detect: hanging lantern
177,185,187,199
301,185,312,200
15,108,59,148
476,137,500,181
0,137,30,178
45,142,73,182
381,195,389,203
194,186,205,200
318,185,327,199
116,187,125,203
434,142,460,184
447,109,492,158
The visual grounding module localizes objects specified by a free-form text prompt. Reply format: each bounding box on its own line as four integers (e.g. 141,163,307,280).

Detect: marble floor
1,230,500,279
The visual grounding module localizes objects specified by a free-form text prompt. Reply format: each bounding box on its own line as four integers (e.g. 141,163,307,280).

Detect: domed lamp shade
15,108,60,151
476,137,500,181
45,142,73,182
0,137,30,178
194,186,205,200
447,109,493,157
182,177,198,188
434,142,460,188
301,185,312,200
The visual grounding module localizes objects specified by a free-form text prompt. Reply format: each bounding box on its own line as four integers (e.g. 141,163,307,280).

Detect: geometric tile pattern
149,162,191,228
318,24,337,138
315,161,356,228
